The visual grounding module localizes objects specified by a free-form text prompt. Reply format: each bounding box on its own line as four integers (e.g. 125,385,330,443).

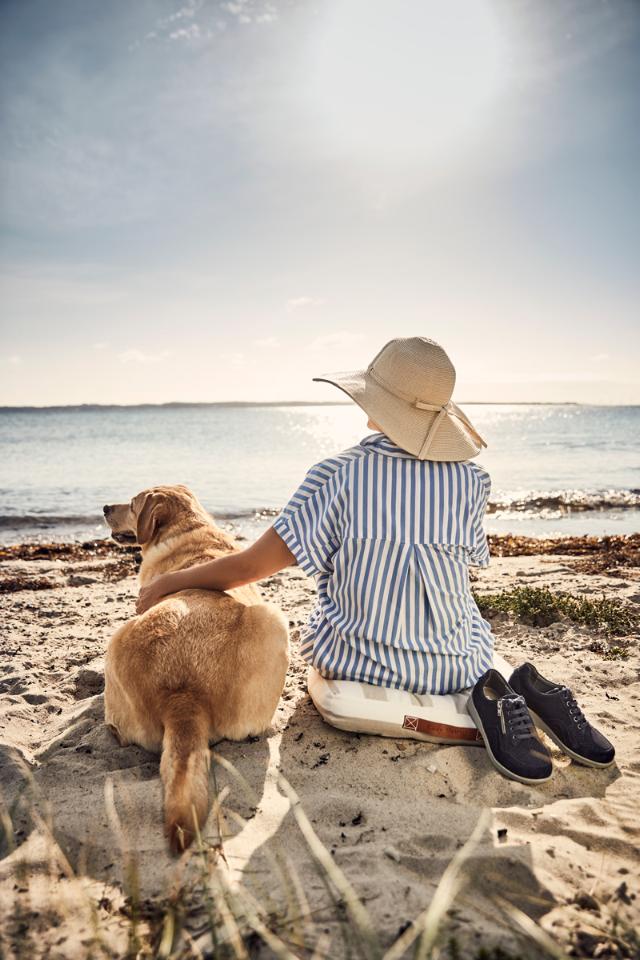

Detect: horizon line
1,400,638,412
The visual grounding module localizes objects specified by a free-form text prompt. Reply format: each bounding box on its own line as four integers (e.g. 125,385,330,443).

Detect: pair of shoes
467,662,615,785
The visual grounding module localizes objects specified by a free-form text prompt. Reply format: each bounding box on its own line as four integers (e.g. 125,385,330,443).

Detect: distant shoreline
3,400,637,412
0,401,353,412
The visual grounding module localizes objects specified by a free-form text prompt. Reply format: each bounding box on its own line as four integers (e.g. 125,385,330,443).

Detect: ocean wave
487,489,640,515
1,492,639,531
0,514,105,530
0,507,281,530
215,507,281,520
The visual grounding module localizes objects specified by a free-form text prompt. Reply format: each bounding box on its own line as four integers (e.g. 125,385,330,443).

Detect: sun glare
305,0,509,170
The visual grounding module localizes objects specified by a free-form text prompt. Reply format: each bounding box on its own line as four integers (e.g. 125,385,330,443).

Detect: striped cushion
308,652,512,745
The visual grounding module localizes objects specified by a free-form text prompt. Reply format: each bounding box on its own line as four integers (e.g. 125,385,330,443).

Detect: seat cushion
307,653,513,746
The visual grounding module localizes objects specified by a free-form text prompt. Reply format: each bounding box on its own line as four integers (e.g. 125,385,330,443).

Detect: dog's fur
103,485,289,853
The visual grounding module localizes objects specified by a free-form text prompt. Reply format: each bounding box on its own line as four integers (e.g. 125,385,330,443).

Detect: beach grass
474,586,638,653
3,729,639,959
0,755,580,960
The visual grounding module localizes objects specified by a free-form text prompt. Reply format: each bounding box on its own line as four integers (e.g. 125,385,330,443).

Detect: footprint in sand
73,669,105,700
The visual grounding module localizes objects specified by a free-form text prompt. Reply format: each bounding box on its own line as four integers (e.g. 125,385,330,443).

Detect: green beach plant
473,586,638,644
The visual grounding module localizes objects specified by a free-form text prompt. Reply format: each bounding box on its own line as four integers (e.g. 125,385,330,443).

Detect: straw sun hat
313,337,487,462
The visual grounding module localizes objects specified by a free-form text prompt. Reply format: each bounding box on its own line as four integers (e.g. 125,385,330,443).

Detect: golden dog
102,485,289,853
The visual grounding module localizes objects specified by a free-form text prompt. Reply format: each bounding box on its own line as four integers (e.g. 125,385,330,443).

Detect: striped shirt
272,432,494,695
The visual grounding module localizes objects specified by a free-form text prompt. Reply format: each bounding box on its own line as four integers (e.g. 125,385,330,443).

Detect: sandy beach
3,0,640,953
0,534,638,958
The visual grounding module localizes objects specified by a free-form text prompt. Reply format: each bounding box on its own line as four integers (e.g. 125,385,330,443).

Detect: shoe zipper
497,699,506,735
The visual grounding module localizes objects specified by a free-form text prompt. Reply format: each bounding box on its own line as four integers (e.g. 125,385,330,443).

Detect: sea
0,403,638,545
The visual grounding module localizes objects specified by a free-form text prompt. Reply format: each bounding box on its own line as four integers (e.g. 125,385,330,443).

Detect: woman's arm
136,527,296,614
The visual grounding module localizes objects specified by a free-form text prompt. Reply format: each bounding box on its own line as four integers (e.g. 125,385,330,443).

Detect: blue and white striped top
272,433,494,695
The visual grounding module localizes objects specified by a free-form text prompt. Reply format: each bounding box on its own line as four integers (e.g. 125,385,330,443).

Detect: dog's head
103,484,206,548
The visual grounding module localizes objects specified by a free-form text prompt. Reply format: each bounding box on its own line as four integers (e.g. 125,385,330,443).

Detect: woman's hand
136,573,175,615
134,528,295,615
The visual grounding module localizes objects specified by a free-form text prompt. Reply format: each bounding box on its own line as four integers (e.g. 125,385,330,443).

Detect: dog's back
104,489,289,853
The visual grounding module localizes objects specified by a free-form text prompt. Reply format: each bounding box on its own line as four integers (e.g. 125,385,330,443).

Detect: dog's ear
136,493,165,544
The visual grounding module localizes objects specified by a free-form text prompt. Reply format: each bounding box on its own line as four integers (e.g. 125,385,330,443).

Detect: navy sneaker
467,669,553,785
509,662,615,768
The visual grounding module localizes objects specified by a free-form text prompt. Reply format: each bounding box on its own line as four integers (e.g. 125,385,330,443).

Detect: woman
137,337,493,695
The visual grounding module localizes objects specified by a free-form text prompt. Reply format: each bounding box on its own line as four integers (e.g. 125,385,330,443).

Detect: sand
0,537,638,958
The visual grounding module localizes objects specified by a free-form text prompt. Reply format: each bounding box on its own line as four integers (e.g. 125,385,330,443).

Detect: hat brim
313,370,484,462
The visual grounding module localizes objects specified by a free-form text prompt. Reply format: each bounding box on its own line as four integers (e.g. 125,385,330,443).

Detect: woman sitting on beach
137,337,493,696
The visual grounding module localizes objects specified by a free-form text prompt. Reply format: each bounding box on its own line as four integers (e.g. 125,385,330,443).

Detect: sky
1,0,639,406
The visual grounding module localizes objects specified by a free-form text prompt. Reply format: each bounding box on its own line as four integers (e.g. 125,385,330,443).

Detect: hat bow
414,399,487,458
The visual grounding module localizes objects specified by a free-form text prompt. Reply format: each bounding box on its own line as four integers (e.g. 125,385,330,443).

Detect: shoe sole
466,700,552,786
527,710,615,769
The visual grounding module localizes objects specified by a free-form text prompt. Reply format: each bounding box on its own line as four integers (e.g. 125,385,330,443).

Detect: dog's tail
160,693,210,854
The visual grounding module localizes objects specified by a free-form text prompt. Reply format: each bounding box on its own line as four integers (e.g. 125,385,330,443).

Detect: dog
102,484,289,853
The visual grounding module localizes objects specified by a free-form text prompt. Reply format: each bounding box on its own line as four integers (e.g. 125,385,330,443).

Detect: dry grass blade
103,777,126,853
192,814,222,955
1,753,38,854
209,754,229,862
277,773,381,960
27,807,111,959
212,750,309,943
216,870,302,960
180,927,207,959
0,804,15,857
383,810,491,960
309,931,332,960
223,806,305,944
207,866,250,960
157,907,176,958
103,777,144,956
28,807,78,882
493,896,568,959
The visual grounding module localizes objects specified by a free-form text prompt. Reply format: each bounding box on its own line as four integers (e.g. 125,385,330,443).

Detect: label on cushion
402,715,483,742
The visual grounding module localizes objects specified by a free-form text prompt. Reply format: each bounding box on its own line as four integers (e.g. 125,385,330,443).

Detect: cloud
138,0,277,47
158,0,201,30
132,0,205,48
286,296,325,312
224,1,277,23
3,355,22,366
253,336,278,348
169,24,201,41
118,349,171,365
92,341,108,350
166,1,200,22
309,331,365,352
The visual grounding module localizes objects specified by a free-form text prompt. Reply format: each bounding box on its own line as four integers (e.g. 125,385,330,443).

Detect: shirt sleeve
468,467,492,567
272,460,344,578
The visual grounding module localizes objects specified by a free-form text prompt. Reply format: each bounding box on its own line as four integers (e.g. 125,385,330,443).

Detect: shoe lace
500,695,535,742
560,687,588,730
